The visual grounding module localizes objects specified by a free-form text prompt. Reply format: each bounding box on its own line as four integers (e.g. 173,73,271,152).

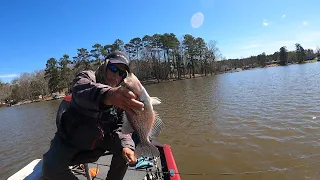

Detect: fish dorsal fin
121,112,135,134
149,110,164,140
150,97,161,105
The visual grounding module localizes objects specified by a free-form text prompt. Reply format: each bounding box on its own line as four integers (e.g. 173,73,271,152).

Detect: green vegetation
0,32,319,106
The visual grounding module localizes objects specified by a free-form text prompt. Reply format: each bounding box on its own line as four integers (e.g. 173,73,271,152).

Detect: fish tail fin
149,110,164,140
135,143,160,158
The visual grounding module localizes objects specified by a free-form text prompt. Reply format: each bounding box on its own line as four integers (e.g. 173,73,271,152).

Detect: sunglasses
107,64,127,79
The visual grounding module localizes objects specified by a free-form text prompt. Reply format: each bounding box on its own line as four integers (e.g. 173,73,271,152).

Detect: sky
0,0,319,83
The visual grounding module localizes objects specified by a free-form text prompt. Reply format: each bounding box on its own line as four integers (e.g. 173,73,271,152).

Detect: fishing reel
129,156,165,180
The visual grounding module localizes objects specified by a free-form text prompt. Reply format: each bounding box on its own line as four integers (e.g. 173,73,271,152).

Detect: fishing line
184,133,320,139
91,159,320,177
250,153,320,165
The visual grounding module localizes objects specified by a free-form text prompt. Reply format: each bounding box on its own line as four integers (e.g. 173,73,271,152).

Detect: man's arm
72,71,144,114
114,111,137,164
71,71,112,111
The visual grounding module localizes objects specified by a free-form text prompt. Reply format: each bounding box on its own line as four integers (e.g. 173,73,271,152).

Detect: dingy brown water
1,62,319,180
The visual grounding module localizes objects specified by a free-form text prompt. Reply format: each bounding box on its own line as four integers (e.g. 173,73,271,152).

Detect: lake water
1,62,319,180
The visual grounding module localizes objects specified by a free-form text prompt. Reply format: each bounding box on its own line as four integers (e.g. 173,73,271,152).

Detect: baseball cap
105,51,130,67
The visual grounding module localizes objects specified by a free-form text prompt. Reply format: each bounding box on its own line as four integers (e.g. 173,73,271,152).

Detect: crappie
121,73,164,158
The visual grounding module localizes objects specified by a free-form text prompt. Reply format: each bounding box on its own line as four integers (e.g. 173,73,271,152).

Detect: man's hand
104,86,144,114
122,147,137,164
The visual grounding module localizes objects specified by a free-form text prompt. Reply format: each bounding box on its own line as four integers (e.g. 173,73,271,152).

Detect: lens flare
191,12,204,28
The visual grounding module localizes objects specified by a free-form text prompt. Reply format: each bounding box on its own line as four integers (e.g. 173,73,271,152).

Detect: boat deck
74,153,165,180
8,144,175,180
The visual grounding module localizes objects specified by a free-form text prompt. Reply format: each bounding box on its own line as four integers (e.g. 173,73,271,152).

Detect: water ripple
1,63,320,180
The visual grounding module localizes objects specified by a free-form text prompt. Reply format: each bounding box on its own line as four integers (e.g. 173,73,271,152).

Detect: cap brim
109,59,128,65
108,59,130,72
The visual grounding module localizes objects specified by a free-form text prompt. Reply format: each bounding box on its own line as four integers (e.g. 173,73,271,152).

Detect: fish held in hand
121,73,164,158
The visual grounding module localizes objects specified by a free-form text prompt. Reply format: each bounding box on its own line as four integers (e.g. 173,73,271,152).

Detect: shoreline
2,74,212,107
2,60,318,107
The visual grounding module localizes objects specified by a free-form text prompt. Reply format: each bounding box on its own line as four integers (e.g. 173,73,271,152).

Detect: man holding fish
42,51,163,180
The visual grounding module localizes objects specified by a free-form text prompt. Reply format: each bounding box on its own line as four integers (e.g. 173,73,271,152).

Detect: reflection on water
1,63,320,180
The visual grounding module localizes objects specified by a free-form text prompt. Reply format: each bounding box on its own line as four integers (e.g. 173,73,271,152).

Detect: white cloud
282,14,286,19
302,20,308,26
220,29,320,59
295,30,320,49
0,74,19,79
262,19,269,26
240,42,261,50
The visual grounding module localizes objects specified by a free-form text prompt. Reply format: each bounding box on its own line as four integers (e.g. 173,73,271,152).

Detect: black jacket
56,70,135,152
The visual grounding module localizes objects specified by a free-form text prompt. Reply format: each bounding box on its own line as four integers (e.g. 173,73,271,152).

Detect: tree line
0,32,319,105
44,33,223,94
218,44,319,70
1,33,222,104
